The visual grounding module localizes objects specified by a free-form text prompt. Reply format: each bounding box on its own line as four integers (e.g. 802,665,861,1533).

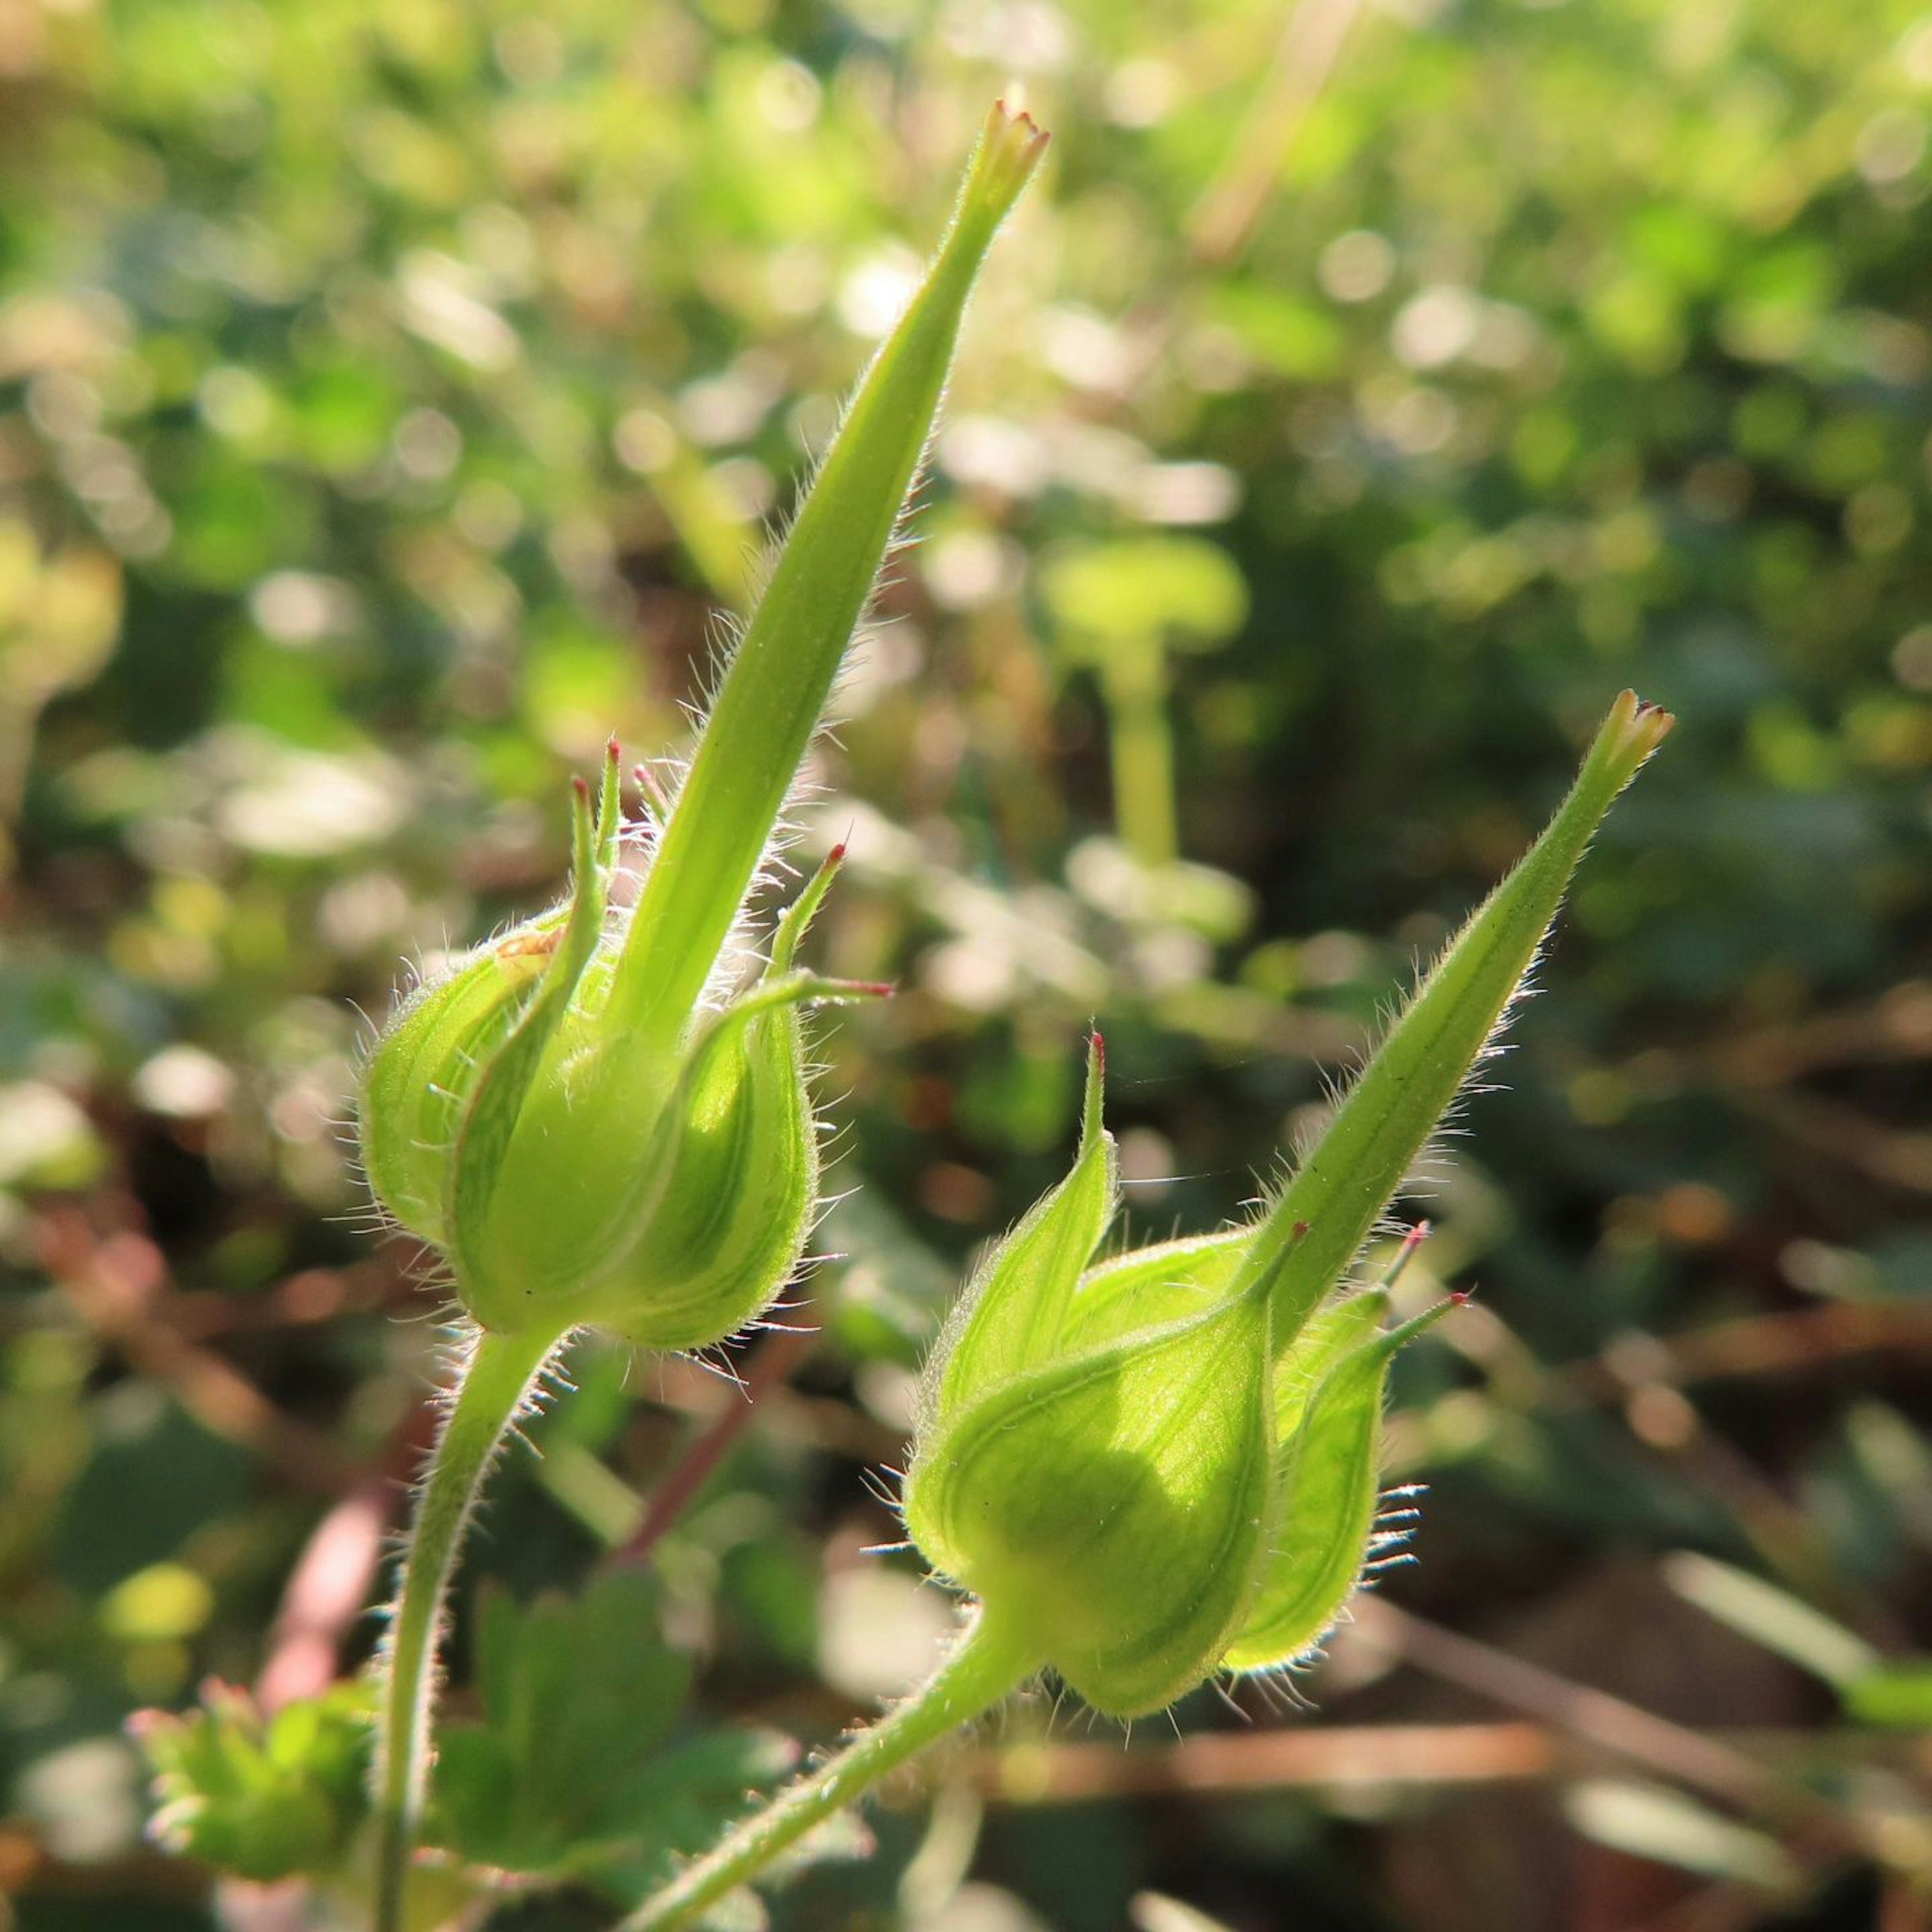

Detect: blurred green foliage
2,0,1929,1926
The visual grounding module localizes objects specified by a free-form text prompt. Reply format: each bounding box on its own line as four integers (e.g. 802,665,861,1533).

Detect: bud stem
618,1605,1038,1931
373,1321,567,1932
612,105,1048,1059
1241,692,1672,1350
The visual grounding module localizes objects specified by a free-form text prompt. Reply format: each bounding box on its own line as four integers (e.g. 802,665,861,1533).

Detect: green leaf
1565,1779,1800,1889
432,1571,698,1877
1040,536,1249,660
1844,1660,1932,1730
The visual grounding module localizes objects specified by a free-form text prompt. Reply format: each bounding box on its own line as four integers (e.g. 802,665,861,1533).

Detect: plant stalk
373,1321,562,1932
619,1604,1038,1931
1100,636,1178,868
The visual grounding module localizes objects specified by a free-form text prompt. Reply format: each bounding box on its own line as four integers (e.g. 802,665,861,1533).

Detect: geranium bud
131,1682,372,1885
905,1045,1438,1716
357,104,1049,1352
359,763,874,1344
906,695,1672,1716
908,1042,1274,1715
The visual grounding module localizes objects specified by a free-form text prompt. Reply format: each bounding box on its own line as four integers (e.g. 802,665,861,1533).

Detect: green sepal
906,1287,1273,1718
579,971,821,1351
356,907,563,1249
577,850,883,1349
927,1034,1116,1421
448,748,621,1326
1223,1294,1452,1673
358,744,621,1268
1058,1226,1248,1355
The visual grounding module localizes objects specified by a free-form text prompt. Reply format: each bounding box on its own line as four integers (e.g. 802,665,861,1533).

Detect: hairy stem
373,1322,562,1932
619,1604,1038,1931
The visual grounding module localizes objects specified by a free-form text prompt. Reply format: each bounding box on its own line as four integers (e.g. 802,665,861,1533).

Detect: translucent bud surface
907,696,1673,1716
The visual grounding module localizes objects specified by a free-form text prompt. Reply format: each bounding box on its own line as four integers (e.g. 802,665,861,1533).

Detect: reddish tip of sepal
1088,1028,1106,1075
993,98,1048,141
828,841,848,866
571,774,590,800
1450,1288,1475,1307
606,736,621,762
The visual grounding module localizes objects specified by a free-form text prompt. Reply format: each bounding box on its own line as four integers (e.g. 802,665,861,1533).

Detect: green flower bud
359,748,876,1344
356,105,1049,1351
905,695,1673,1717
901,1116,1454,1721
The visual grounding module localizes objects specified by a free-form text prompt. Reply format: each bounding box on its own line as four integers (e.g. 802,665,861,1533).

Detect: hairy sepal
907,1289,1273,1719
1223,1294,1449,1673
927,1035,1116,1421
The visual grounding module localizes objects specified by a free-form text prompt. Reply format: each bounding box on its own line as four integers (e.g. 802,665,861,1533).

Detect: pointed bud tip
1604,689,1676,767
571,774,590,800
989,98,1051,150
812,978,895,1002
828,840,848,866
1089,1028,1105,1074
606,735,622,763
964,101,1051,228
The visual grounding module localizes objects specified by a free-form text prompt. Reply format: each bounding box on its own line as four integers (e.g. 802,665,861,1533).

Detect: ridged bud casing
357,105,1050,1353
907,696,1673,1716
903,1043,1444,1717
359,752,858,1345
